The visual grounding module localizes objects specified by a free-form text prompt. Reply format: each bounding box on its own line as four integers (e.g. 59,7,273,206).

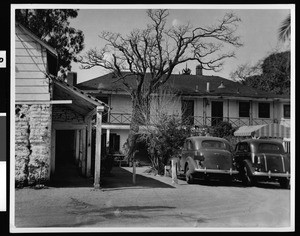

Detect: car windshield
202,140,227,150
258,143,283,154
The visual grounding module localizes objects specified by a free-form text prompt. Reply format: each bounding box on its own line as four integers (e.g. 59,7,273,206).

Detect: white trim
15,100,73,105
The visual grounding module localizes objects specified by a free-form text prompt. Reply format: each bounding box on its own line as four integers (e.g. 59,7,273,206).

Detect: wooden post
81,128,87,176
86,119,92,177
171,158,178,184
94,106,104,189
132,160,136,185
106,129,110,151
50,129,56,176
249,100,253,125
75,130,80,165
79,130,83,170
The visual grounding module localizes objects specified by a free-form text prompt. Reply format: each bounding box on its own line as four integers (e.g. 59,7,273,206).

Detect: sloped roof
16,23,58,57
77,72,289,99
53,77,109,115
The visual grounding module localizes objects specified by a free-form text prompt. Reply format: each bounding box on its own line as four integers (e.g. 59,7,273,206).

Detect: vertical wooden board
94,112,102,188
75,130,80,163
86,120,92,177
81,128,87,176
50,129,56,176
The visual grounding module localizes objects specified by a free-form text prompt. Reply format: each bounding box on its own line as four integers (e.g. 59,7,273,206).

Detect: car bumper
194,168,239,175
252,171,290,179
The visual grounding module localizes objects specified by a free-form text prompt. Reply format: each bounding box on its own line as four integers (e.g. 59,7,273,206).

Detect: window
283,105,290,119
239,102,250,117
237,143,250,152
202,140,227,150
258,143,283,154
258,103,270,118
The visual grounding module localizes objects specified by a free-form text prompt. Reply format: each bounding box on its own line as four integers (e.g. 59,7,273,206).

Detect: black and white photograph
10,4,295,232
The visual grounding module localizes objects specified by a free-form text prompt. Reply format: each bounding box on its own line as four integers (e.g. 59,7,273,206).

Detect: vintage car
177,136,238,184
234,139,290,188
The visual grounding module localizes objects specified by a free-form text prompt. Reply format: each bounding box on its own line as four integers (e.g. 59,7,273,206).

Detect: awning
234,124,290,139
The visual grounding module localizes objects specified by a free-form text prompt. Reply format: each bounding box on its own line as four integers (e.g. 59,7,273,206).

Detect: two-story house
77,66,290,155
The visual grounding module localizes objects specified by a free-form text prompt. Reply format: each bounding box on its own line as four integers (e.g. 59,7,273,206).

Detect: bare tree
278,14,291,42
79,9,242,166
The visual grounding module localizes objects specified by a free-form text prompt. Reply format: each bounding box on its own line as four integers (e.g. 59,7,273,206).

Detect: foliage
212,121,236,138
231,51,290,95
139,114,191,175
16,9,84,68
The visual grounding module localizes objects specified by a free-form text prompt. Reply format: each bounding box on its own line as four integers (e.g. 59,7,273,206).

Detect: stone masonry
15,104,52,187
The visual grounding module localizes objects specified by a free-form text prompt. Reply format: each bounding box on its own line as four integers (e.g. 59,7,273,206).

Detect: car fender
243,159,255,175
185,156,197,174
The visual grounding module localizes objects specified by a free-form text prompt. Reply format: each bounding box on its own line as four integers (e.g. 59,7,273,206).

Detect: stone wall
15,104,52,187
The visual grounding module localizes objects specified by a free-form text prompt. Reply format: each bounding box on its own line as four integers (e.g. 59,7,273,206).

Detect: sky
69,6,291,84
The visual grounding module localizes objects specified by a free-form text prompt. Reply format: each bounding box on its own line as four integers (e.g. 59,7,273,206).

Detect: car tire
279,178,290,189
242,165,255,186
185,164,194,184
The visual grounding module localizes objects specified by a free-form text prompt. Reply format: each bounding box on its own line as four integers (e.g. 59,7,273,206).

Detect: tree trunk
127,94,145,184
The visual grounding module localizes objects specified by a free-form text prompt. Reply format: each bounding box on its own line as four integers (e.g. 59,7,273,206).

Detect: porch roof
234,124,290,139
53,77,109,116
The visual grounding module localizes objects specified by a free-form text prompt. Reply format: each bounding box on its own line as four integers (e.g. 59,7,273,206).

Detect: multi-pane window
239,102,250,117
258,103,270,118
283,105,290,119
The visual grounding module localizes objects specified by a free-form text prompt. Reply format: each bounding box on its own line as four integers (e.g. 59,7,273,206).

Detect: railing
104,113,275,128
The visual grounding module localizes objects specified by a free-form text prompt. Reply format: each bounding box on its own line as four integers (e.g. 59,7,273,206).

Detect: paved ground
13,166,291,231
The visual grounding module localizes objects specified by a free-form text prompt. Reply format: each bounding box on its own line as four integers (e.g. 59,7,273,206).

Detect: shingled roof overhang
77,72,290,101
53,78,109,116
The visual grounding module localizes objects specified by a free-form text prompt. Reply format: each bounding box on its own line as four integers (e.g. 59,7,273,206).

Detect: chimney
218,81,225,89
206,82,210,92
196,65,203,76
67,72,77,86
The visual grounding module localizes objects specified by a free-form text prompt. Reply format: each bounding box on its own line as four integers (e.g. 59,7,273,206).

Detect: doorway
51,130,90,187
211,101,223,126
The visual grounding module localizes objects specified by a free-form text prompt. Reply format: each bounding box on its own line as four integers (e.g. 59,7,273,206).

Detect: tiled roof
77,72,290,99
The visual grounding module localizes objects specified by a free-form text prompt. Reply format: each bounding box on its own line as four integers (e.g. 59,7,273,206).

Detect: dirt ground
13,166,292,232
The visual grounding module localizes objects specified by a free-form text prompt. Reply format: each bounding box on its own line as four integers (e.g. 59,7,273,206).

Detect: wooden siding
15,26,50,102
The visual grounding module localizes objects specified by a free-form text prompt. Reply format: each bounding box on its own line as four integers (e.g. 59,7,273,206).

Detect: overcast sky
69,6,291,83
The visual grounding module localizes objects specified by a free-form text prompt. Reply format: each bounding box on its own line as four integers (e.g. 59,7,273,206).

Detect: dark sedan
234,139,290,188
177,136,238,184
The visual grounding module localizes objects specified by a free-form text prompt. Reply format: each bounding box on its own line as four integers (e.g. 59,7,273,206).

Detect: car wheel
279,178,290,189
242,165,255,186
185,164,194,184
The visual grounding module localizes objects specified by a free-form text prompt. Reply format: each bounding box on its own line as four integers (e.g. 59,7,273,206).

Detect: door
211,101,223,126
182,100,194,126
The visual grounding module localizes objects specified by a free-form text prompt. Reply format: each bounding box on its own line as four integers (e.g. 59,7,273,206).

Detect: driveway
13,166,291,231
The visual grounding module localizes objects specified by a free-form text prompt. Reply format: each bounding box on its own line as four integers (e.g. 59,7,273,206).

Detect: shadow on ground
48,165,174,189
101,167,175,189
